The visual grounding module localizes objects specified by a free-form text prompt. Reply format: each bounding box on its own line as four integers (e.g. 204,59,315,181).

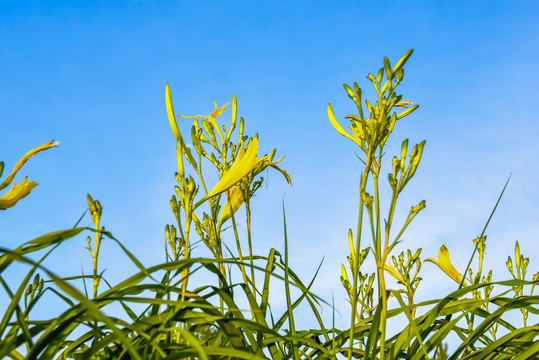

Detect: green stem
348,152,374,360
246,201,256,300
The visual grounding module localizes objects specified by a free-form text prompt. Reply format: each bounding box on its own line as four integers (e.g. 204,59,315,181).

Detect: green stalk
373,171,388,360
245,201,257,299
229,197,251,304
348,151,374,360
282,203,300,360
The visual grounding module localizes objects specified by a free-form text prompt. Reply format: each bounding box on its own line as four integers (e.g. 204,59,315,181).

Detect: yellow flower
0,177,38,210
210,101,229,120
0,141,58,191
218,186,244,228
425,244,467,286
384,264,406,285
204,136,265,200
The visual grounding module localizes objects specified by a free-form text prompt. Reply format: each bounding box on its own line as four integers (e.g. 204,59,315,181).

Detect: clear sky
1,0,538,331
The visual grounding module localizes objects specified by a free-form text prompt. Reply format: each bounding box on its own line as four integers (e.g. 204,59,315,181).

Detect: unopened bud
170,195,178,213
95,200,102,215
506,257,514,274
87,194,97,214
400,139,408,170
388,173,398,189
187,179,196,195
38,279,44,294
361,191,373,208
344,84,356,100
239,116,245,136
411,200,426,214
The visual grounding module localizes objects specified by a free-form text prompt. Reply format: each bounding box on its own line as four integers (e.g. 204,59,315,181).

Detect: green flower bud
388,173,398,189
165,224,171,241
87,194,97,214
170,195,178,213
506,256,514,276
376,68,384,85
95,200,102,215
384,56,392,80
344,83,356,100
239,116,245,137
187,178,196,195
400,139,408,170
361,191,373,208
411,200,426,214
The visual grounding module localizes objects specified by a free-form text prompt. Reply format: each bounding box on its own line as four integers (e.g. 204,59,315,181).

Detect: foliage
1,50,538,359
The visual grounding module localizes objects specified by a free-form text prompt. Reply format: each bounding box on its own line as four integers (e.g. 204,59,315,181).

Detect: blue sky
1,1,538,330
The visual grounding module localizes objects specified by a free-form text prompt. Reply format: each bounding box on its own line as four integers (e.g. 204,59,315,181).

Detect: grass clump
1,49,538,359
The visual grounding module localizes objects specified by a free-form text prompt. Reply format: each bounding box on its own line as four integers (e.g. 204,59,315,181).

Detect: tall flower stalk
329,49,426,359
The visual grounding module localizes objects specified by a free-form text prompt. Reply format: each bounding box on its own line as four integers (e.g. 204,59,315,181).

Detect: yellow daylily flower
0,141,58,191
0,177,38,210
218,186,244,228
384,264,406,285
210,101,229,120
205,136,265,200
425,244,467,286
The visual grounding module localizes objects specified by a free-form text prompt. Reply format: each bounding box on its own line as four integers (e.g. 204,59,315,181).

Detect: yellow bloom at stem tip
204,136,264,200
0,177,38,210
425,244,467,286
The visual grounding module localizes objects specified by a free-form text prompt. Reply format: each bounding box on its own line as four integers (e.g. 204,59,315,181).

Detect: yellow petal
218,186,244,227
269,163,292,185
0,177,38,210
395,100,413,108
210,101,230,119
205,136,264,199
384,264,406,284
425,244,466,285
166,83,182,142
327,103,357,143
0,141,58,191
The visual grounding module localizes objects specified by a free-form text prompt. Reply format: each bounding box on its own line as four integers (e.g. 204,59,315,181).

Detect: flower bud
170,195,178,213
411,200,426,214
344,83,356,100
187,178,196,195
388,173,398,189
506,256,514,275
400,139,408,170
361,191,373,208
165,224,171,239
87,194,97,214
95,200,102,215
239,116,245,136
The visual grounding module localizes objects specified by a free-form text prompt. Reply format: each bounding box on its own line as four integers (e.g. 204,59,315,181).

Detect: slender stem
348,152,374,360
229,199,250,297
245,201,256,300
